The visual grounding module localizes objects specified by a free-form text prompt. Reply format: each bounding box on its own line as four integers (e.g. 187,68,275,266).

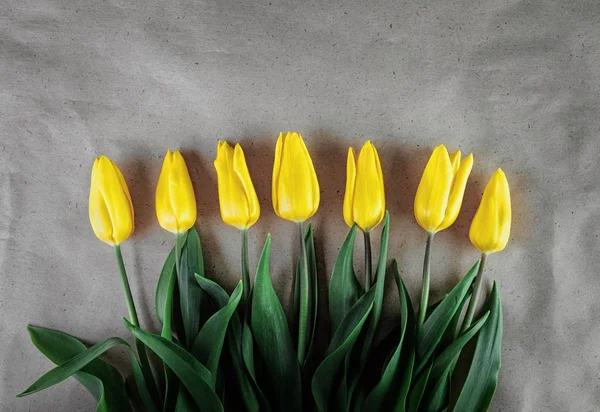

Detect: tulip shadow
235,135,279,247
308,130,351,345
447,166,487,250
120,154,157,238
223,134,282,295
384,143,431,223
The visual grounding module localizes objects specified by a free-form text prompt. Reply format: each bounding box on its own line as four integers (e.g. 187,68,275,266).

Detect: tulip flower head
214,141,260,229
272,132,320,222
156,149,197,234
88,155,135,245
343,141,385,232
469,168,511,253
414,145,473,233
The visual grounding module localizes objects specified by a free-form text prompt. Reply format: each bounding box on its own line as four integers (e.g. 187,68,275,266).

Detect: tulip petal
449,151,461,175
372,143,386,229
156,150,178,233
233,144,260,228
353,141,385,231
273,132,319,221
414,145,454,232
98,156,134,244
215,141,241,228
272,133,284,218
89,159,114,244
168,151,197,233
469,169,511,253
437,153,473,231
113,161,135,229
343,147,357,228
89,156,134,245
156,150,196,233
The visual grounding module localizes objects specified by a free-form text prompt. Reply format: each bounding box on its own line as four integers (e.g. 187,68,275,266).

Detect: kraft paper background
2,0,599,410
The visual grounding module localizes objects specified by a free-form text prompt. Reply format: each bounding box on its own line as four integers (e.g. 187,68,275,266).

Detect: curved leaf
24,326,131,412
178,227,206,348
328,225,361,334
156,232,188,324
251,235,302,412
454,282,502,412
19,337,131,398
192,281,243,377
416,260,479,373
364,260,413,410
421,311,490,412
196,275,270,412
124,320,223,412
345,211,390,409
312,287,376,412
407,360,432,412
304,223,319,368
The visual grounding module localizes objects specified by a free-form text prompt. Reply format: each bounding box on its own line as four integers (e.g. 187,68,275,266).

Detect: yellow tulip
414,145,473,233
214,141,260,229
469,168,511,253
272,132,320,222
343,141,385,232
156,149,197,234
88,156,134,245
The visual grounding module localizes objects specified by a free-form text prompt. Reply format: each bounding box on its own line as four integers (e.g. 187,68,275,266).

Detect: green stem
363,231,373,291
161,233,183,340
460,252,488,334
241,229,251,305
114,245,140,326
417,233,434,329
296,221,310,365
114,245,160,407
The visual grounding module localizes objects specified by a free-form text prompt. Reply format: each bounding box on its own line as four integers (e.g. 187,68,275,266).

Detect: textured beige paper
1,0,600,410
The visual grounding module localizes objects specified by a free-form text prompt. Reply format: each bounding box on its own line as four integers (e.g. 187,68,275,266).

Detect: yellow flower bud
156,150,197,234
414,145,473,233
272,132,320,222
469,168,511,253
88,156,134,245
343,141,385,232
214,141,260,229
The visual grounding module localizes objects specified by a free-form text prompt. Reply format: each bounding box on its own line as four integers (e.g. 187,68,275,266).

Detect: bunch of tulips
18,132,511,412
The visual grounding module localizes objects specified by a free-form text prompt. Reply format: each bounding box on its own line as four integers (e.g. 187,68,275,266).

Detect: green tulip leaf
251,234,302,412
195,275,270,412
123,320,223,412
178,227,207,348
364,260,415,411
195,274,229,307
312,287,376,412
174,387,196,411
156,232,188,324
22,326,132,412
407,360,433,412
416,260,480,373
420,311,490,412
18,336,141,404
192,281,243,378
328,225,361,335
292,223,319,372
344,211,390,408
305,223,319,369
454,282,503,412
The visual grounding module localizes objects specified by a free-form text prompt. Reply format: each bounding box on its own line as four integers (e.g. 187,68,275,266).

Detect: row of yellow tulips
89,131,511,255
